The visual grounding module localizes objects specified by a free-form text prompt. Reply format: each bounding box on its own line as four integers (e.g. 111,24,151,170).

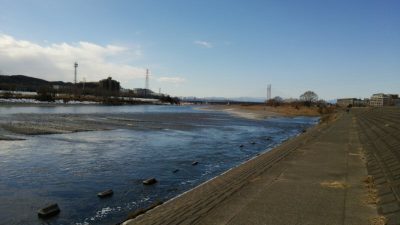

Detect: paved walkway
124,109,395,225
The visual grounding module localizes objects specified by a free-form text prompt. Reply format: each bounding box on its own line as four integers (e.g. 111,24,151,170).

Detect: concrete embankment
355,107,400,224
123,108,400,225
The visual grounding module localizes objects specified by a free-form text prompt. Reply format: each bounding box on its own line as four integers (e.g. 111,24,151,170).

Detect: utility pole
145,69,149,97
82,77,86,91
74,62,78,85
145,69,149,89
73,62,78,97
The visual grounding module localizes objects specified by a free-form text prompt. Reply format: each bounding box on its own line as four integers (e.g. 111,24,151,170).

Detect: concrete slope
356,107,400,225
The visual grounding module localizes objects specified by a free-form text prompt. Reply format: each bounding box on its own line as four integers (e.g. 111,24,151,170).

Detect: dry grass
320,180,349,189
208,104,323,118
369,215,387,225
358,147,367,163
363,175,379,205
320,112,338,124
242,105,321,116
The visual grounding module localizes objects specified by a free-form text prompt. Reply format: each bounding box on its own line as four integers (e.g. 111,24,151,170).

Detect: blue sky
0,0,399,100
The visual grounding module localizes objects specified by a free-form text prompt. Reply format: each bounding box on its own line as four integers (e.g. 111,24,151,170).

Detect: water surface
0,105,318,225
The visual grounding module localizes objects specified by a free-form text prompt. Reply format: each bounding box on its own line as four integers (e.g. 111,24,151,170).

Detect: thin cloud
194,40,213,48
157,76,185,84
0,34,145,87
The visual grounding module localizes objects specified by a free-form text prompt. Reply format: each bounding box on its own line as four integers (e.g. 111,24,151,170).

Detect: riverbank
204,104,326,120
123,109,385,225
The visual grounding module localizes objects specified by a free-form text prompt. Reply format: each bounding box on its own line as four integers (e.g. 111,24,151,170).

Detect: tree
300,91,318,107
266,96,283,106
99,77,121,95
160,95,180,105
36,86,56,102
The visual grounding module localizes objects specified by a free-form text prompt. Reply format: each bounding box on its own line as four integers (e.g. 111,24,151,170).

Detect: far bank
203,104,334,121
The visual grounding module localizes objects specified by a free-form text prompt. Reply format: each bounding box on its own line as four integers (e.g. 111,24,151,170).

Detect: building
132,88,156,97
337,98,354,107
370,93,390,107
337,98,367,107
388,94,399,106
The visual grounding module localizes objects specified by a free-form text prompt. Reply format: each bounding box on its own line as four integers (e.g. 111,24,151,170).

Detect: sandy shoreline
0,114,112,140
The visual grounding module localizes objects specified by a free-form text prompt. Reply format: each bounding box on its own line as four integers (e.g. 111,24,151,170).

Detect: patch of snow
0,98,98,104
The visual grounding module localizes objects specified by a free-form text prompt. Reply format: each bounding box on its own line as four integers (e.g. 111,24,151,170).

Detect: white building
370,93,390,107
337,98,367,107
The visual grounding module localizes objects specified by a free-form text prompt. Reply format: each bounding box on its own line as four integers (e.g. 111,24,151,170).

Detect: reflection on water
0,105,318,225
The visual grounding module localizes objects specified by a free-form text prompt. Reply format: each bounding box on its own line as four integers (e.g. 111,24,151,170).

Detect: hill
0,75,72,92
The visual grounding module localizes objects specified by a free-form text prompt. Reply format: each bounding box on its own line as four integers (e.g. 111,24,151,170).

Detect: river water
0,105,318,225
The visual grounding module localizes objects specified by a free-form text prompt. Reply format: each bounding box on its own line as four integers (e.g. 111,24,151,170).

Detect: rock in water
97,189,114,198
38,203,60,218
143,178,157,185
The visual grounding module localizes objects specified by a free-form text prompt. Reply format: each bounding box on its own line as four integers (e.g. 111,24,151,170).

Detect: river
0,105,318,225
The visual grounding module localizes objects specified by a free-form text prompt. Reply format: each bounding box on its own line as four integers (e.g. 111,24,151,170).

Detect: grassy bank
205,104,335,120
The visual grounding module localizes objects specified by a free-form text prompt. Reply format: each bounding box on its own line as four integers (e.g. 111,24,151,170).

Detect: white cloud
0,34,145,87
194,40,213,48
157,76,185,84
